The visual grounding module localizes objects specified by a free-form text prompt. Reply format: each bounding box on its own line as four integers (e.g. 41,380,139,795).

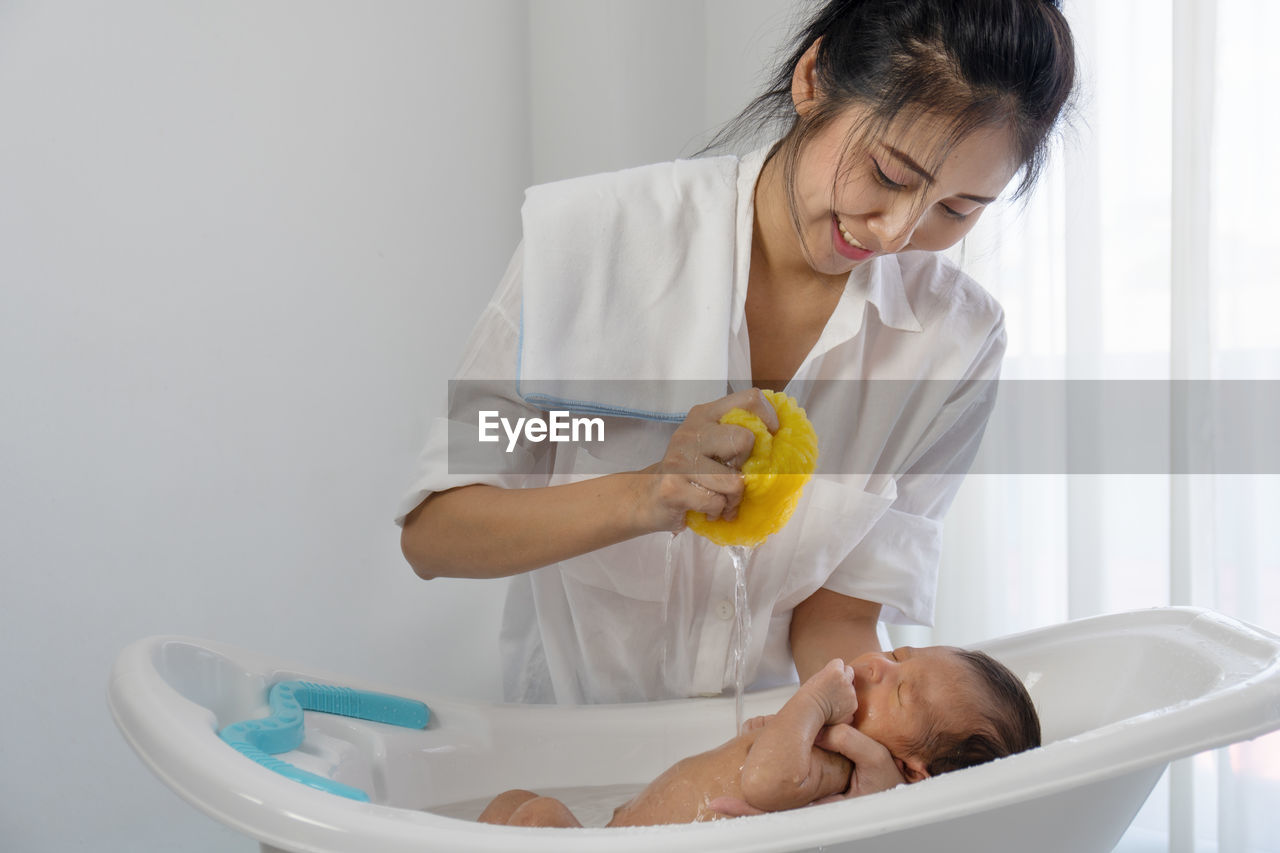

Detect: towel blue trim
519,391,688,424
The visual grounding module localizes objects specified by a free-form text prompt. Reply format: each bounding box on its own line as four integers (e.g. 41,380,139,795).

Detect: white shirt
397,147,1006,704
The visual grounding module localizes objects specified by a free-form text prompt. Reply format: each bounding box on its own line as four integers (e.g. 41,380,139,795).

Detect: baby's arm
738,659,858,812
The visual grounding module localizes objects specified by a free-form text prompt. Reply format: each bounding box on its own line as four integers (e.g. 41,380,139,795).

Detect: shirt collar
858,253,924,333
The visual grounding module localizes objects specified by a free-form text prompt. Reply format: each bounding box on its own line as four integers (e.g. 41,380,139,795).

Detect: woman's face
849,646,983,781
778,106,1021,278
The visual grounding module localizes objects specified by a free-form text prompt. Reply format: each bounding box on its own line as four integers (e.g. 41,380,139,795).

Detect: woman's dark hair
912,648,1042,777
707,0,1076,202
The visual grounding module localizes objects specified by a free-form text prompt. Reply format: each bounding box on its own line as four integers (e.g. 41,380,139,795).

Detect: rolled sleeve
825,488,943,625
394,411,546,525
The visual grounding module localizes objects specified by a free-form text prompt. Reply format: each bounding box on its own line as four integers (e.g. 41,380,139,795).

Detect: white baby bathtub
108,607,1280,853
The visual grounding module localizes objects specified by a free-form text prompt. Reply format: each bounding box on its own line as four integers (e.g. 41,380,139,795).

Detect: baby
478,645,1041,827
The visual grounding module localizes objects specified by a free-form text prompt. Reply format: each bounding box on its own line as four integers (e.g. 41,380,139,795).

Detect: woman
399,0,1074,712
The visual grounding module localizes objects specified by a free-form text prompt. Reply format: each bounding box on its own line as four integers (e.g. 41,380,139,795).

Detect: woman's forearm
400,475,656,580
789,588,883,681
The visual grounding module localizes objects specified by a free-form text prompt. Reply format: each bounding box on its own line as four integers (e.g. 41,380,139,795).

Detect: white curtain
902,1,1280,850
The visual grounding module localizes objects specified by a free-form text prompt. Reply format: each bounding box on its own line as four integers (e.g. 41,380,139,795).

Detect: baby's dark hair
707,0,1076,202
911,648,1041,777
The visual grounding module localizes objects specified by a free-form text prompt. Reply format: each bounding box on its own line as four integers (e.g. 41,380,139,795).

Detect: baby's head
848,646,1040,783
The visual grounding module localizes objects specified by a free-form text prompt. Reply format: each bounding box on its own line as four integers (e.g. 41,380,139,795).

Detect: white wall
530,0,798,183
0,1,797,850
0,2,527,850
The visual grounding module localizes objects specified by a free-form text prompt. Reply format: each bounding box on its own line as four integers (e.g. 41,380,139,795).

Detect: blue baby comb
219,680,430,802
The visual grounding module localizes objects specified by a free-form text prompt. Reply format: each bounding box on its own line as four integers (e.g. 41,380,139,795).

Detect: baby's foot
800,659,858,725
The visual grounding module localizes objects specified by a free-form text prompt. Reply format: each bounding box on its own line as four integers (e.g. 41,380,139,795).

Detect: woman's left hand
812,724,907,799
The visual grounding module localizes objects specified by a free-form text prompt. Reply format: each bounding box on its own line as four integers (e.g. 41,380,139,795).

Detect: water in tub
432,783,648,826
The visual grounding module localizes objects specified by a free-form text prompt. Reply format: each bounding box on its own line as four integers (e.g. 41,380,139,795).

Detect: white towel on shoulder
518,155,740,422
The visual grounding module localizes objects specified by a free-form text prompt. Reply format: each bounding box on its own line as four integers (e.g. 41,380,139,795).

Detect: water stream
659,533,678,687
662,533,678,625
727,544,753,736
662,535,755,736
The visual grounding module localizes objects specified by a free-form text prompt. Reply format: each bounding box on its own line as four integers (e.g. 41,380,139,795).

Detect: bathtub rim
108,606,1280,853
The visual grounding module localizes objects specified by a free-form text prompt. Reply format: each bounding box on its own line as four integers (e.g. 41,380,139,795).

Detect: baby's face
847,646,979,780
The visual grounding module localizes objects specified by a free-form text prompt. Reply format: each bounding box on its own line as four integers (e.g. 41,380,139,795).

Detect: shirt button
716,600,734,621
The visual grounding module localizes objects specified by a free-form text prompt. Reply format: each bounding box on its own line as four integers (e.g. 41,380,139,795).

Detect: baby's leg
478,788,584,827
477,789,540,824
506,795,583,827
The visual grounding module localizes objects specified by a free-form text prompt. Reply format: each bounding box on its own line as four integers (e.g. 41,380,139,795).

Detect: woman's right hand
634,388,779,534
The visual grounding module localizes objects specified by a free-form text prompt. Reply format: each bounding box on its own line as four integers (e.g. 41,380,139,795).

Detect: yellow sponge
685,390,818,548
